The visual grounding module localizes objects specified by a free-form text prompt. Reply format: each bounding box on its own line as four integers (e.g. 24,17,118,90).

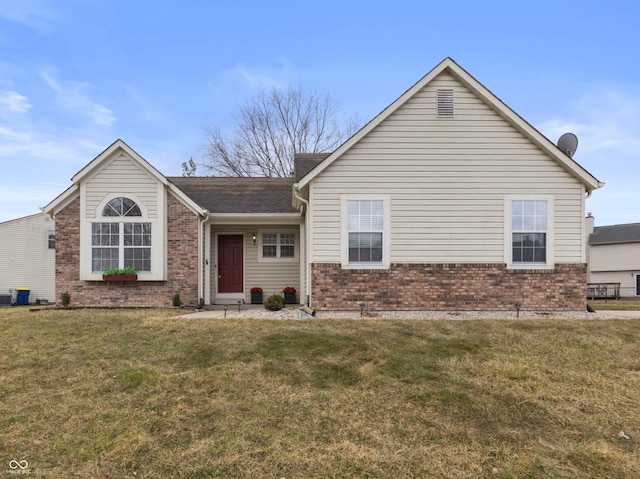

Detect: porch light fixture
252,233,257,245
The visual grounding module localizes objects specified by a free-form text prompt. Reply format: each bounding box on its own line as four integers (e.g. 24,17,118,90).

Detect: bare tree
181,158,197,177
202,86,360,177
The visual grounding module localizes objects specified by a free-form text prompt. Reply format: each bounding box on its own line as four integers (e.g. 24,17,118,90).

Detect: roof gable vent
437,89,454,118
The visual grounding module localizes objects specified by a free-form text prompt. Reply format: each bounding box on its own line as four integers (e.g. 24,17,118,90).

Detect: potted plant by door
102,267,138,281
282,286,296,304
250,286,263,304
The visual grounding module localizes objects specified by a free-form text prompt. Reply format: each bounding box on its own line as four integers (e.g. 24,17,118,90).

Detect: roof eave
72,139,168,186
298,57,604,192
206,213,303,225
167,182,207,216
42,184,80,216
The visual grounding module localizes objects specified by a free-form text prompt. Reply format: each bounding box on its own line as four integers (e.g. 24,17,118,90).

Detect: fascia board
206,213,303,226
42,184,79,216
298,57,603,193
446,63,604,192
167,182,207,216
71,139,168,186
298,58,455,188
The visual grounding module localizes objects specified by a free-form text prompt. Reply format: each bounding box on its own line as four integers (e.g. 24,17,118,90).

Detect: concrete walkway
592,310,640,319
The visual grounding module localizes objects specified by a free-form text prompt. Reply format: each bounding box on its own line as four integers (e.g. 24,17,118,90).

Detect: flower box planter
102,274,138,281
283,291,296,304
251,291,263,304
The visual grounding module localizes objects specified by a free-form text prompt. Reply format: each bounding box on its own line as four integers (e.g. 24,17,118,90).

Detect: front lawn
590,297,640,310
1,308,638,478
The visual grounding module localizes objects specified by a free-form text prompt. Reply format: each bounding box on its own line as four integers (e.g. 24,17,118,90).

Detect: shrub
60,291,71,307
172,294,182,307
264,294,285,311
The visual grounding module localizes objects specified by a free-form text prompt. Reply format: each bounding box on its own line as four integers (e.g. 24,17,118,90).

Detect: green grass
1,308,639,478
590,297,640,310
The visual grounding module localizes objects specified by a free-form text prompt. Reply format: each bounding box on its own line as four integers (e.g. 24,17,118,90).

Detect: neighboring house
587,217,640,297
43,57,602,312
0,213,56,304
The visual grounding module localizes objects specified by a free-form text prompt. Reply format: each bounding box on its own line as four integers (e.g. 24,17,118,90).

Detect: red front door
218,235,244,293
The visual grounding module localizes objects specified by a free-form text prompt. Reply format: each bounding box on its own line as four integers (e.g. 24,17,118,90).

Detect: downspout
293,184,309,214
293,185,310,306
199,210,210,306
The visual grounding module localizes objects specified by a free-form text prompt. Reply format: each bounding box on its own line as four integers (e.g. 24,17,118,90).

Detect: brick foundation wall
55,194,200,308
311,263,587,312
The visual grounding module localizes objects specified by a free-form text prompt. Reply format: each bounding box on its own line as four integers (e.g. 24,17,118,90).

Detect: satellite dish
557,133,578,157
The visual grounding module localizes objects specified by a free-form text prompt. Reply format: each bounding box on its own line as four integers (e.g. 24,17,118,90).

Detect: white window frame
91,221,152,273
80,193,165,280
504,194,554,270
257,229,298,262
341,194,390,269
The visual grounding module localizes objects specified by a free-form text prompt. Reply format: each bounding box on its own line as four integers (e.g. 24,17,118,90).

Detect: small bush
60,291,71,307
264,294,285,311
172,294,182,307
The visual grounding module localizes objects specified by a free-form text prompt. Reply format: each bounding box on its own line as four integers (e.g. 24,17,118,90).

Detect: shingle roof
167,177,299,214
294,153,330,181
589,223,640,245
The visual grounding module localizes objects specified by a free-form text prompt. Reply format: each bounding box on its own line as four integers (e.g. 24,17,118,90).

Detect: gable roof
589,223,640,245
168,177,299,214
297,57,603,192
71,139,167,184
43,139,205,217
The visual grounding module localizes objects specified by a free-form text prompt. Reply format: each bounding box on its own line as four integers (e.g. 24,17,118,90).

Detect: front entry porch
204,222,304,306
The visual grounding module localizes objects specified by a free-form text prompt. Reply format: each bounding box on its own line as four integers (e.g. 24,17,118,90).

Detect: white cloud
0,91,32,113
40,70,116,126
208,59,297,98
540,87,640,156
124,85,164,122
0,0,59,31
540,86,640,225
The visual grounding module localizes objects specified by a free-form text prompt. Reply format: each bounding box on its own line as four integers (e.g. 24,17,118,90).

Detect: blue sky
0,0,638,225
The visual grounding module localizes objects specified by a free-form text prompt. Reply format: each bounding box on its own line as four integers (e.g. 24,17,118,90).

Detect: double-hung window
348,200,383,263
91,197,151,272
342,195,390,269
507,196,552,268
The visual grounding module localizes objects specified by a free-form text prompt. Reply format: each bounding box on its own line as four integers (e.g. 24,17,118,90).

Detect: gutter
292,183,309,213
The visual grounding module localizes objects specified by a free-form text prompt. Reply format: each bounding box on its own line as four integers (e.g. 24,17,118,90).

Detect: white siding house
40,58,602,312
0,213,56,304
295,57,602,312
587,219,640,297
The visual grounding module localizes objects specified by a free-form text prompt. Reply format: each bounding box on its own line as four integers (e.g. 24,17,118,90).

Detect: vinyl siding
0,214,55,302
309,71,585,264
589,243,640,273
210,225,300,303
589,271,639,297
85,154,159,218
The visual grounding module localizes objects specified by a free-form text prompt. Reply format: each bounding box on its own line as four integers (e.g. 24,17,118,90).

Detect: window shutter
437,89,454,118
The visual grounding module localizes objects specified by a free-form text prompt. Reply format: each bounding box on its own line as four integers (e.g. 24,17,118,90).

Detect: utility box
16,288,30,305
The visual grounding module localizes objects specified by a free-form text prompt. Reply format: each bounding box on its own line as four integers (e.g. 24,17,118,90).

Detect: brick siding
55,193,200,307
311,263,587,312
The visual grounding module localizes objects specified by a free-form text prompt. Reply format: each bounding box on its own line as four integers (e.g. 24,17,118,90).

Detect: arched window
92,197,151,273
102,197,142,217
